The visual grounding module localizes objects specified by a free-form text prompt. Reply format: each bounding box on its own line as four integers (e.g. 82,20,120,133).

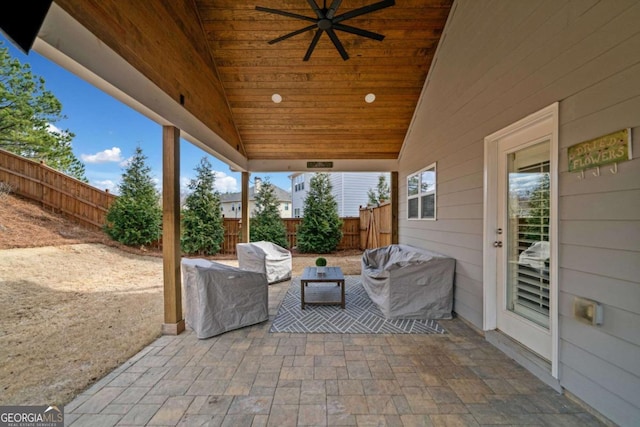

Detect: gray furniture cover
237,241,292,284
361,244,455,319
181,258,268,339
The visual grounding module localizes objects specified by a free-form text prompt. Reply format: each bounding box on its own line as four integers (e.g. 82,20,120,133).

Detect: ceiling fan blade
333,0,395,23
306,0,324,18
326,0,343,19
255,6,317,23
303,29,324,61
268,24,317,44
326,28,349,60
333,23,385,41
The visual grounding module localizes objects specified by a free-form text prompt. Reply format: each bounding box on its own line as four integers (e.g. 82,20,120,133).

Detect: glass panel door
506,141,550,329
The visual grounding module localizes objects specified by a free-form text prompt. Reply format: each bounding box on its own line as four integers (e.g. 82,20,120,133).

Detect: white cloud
180,172,237,194
151,177,161,192
180,176,191,193
119,156,133,168
47,123,62,133
214,171,237,193
92,179,119,194
81,147,124,164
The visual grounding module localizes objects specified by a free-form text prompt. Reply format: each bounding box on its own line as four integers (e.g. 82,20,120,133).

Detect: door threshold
485,329,561,393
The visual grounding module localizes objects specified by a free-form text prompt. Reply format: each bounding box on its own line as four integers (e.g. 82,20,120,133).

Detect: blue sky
1,34,292,195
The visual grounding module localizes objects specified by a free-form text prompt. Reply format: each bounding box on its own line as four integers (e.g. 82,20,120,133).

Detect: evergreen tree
181,157,224,255
296,173,342,253
250,178,288,247
367,174,390,206
0,42,87,181
104,146,162,246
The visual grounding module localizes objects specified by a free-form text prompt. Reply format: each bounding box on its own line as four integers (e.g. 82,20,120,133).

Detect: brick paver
65,280,607,426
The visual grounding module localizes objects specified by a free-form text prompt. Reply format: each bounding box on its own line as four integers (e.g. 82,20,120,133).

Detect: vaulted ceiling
44,0,453,169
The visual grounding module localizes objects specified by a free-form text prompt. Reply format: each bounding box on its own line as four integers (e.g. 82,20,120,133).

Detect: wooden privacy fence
1,149,388,254
359,202,392,250
0,149,116,230
221,218,240,254
219,217,361,255
282,217,360,251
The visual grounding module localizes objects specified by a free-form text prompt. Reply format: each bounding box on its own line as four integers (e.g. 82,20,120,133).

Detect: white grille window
407,163,436,220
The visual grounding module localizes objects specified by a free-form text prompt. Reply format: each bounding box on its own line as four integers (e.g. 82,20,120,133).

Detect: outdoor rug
270,276,447,334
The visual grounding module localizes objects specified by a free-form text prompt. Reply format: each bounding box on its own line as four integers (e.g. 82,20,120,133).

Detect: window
284,203,289,210
231,204,235,211
294,175,305,192
407,163,436,220
294,208,300,218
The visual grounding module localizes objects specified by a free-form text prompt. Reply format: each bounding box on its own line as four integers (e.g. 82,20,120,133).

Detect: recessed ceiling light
272,93,283,103
365,93,376,103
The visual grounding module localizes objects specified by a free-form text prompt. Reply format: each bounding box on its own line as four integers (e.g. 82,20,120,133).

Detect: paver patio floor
65,280,606,426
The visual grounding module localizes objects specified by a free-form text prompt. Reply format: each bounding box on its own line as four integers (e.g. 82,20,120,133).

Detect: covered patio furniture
181,258,268,339
237,241,292,284
361,244,455,319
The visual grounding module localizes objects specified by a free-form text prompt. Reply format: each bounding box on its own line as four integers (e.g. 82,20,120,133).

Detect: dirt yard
0,193,362,405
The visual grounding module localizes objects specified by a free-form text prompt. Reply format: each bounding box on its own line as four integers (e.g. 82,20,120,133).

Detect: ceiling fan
255,0,395,61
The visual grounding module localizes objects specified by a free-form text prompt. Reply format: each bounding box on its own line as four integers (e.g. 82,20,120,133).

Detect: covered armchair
361,244,455,319
181,258,268,339
237,241,292,284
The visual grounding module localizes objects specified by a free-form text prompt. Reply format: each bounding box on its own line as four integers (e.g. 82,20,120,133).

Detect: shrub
104,146,162,246
181,157,224,255
296,173,342,253
250,178,288,248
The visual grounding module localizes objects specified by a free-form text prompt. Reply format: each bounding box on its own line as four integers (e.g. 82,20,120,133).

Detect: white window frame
407,162,437,220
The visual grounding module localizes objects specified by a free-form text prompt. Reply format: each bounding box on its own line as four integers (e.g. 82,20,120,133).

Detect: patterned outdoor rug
270,276,447,334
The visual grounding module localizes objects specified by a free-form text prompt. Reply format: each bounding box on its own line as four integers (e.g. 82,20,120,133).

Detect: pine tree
296,173,342,253
367,174,390,206
376,174,390,202
0,42,87,181
104,146,162,246
250,177,288,247
181,157,224,255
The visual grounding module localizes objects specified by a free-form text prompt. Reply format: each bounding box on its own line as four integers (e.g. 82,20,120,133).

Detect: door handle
493,241,503,248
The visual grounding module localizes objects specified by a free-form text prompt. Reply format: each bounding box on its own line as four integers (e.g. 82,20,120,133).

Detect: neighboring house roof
220,185,291,203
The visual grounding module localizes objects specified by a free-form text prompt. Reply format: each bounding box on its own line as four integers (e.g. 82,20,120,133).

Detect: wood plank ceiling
51,0,452,163
198,0,452,160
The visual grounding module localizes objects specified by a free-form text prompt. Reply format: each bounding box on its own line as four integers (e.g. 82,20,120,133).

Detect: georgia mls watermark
0,406,63,427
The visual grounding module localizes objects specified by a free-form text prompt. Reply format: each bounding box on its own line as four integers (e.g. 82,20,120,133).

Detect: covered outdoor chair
361,244,455,319
236,241,292,284
181,258,268,339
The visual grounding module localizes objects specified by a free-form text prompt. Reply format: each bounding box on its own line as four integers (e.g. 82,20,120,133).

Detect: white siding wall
291,173,310,217
343,173,389,217
398,1,640,425
329,174,345,216
278,201,292,218
291,172,386,217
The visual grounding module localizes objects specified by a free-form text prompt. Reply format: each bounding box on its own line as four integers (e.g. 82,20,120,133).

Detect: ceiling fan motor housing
255,0,396,61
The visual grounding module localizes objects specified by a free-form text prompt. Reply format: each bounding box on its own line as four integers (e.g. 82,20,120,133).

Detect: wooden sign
568,128,632,172
307,161,333,169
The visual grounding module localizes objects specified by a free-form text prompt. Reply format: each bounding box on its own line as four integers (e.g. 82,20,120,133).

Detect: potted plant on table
315,257,327,275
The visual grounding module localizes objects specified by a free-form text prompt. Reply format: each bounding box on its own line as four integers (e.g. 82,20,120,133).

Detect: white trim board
483,102,559,379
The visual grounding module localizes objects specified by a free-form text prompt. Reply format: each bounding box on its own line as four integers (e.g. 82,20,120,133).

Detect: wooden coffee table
300,266,345,310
